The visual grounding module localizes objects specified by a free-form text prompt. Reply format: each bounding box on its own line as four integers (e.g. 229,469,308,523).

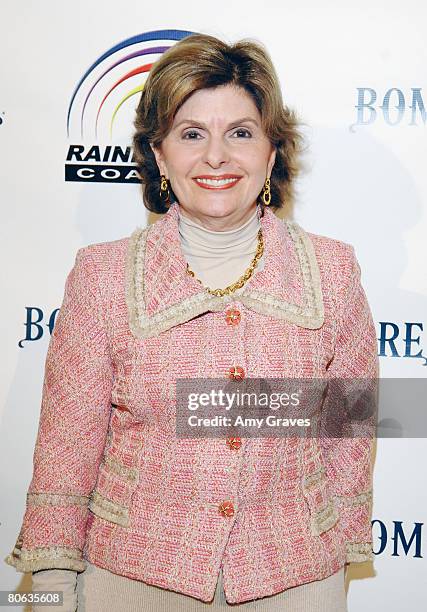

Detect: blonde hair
133,33,306,213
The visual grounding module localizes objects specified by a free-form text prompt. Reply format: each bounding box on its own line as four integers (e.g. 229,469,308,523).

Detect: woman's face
150,84,276,230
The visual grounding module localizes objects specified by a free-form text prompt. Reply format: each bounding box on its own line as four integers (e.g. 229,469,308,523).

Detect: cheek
169,153,199,181
238,145,270,173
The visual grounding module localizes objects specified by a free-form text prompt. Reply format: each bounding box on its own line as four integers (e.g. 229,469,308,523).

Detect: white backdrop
1,1,426,610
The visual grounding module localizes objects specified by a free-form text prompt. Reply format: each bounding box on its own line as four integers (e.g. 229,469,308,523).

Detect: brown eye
233,128,252,138
182,131,202,140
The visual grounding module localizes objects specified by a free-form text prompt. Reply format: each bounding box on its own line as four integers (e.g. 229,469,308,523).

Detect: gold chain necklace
185,228,264,296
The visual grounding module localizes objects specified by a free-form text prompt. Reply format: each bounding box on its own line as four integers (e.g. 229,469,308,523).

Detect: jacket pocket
111,367,134,411
301,467,339,536
88,409,143,528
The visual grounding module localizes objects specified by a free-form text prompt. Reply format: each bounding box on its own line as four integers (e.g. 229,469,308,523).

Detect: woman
5,33,378,611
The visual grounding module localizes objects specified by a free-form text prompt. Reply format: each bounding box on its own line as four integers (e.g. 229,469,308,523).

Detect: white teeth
195,177,239,186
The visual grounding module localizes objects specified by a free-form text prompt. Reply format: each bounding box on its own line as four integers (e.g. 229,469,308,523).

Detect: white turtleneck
178,206,265,293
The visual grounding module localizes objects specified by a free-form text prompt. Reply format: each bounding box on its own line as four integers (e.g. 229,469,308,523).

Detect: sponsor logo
65,29,195,183
18,307,59,348
373,520,423,558
351,87,426,131
378,321,426,366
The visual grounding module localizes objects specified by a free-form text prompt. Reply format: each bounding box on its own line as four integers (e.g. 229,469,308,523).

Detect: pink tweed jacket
5,203,379,604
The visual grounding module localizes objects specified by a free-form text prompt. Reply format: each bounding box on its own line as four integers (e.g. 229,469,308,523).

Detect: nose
203,135,230,168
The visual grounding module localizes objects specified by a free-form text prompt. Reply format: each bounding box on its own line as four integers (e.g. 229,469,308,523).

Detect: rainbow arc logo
65,29,194,183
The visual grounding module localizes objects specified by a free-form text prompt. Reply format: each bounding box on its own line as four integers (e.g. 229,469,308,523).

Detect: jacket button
227,366,245,380
226,437,242,450
218,501,235,517
225,308,241,326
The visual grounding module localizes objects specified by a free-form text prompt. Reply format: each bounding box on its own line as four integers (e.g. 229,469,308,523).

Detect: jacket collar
125,202,324,339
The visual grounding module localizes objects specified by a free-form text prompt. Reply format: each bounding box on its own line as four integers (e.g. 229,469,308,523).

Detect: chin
193,201,247,218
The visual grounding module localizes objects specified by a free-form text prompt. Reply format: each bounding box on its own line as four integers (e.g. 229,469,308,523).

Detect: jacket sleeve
320,244,379,564
4,247,114,573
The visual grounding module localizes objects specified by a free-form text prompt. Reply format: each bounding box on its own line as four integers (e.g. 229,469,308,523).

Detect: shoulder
67,215,167,302
76,214,165,271
70,234,132,298
304,228,354,260
76,234,130,265
296,223,358,284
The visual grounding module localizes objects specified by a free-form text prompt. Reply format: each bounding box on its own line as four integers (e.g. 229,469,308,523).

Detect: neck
178,204,265,291
179,206,260,250
178,204,259,232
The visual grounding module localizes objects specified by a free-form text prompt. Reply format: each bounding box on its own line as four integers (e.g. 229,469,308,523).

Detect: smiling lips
193,174,242,190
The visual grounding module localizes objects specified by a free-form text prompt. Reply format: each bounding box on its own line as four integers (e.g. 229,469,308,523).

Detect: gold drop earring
261,177,271,206
159,174,171,206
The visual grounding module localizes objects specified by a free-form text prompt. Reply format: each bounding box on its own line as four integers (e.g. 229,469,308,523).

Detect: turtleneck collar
177,205,265,290
178,206,261,255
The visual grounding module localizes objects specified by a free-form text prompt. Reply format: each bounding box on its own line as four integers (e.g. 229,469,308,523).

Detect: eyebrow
174,117,259,129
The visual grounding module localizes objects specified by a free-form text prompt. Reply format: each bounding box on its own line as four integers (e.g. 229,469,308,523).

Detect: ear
267,145,277,177
149,143,168,178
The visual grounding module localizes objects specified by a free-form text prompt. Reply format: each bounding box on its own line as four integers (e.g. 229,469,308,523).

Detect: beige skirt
76,562,347,611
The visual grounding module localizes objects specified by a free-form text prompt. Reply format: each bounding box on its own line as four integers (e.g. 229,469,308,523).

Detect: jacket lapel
125,203,324,339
